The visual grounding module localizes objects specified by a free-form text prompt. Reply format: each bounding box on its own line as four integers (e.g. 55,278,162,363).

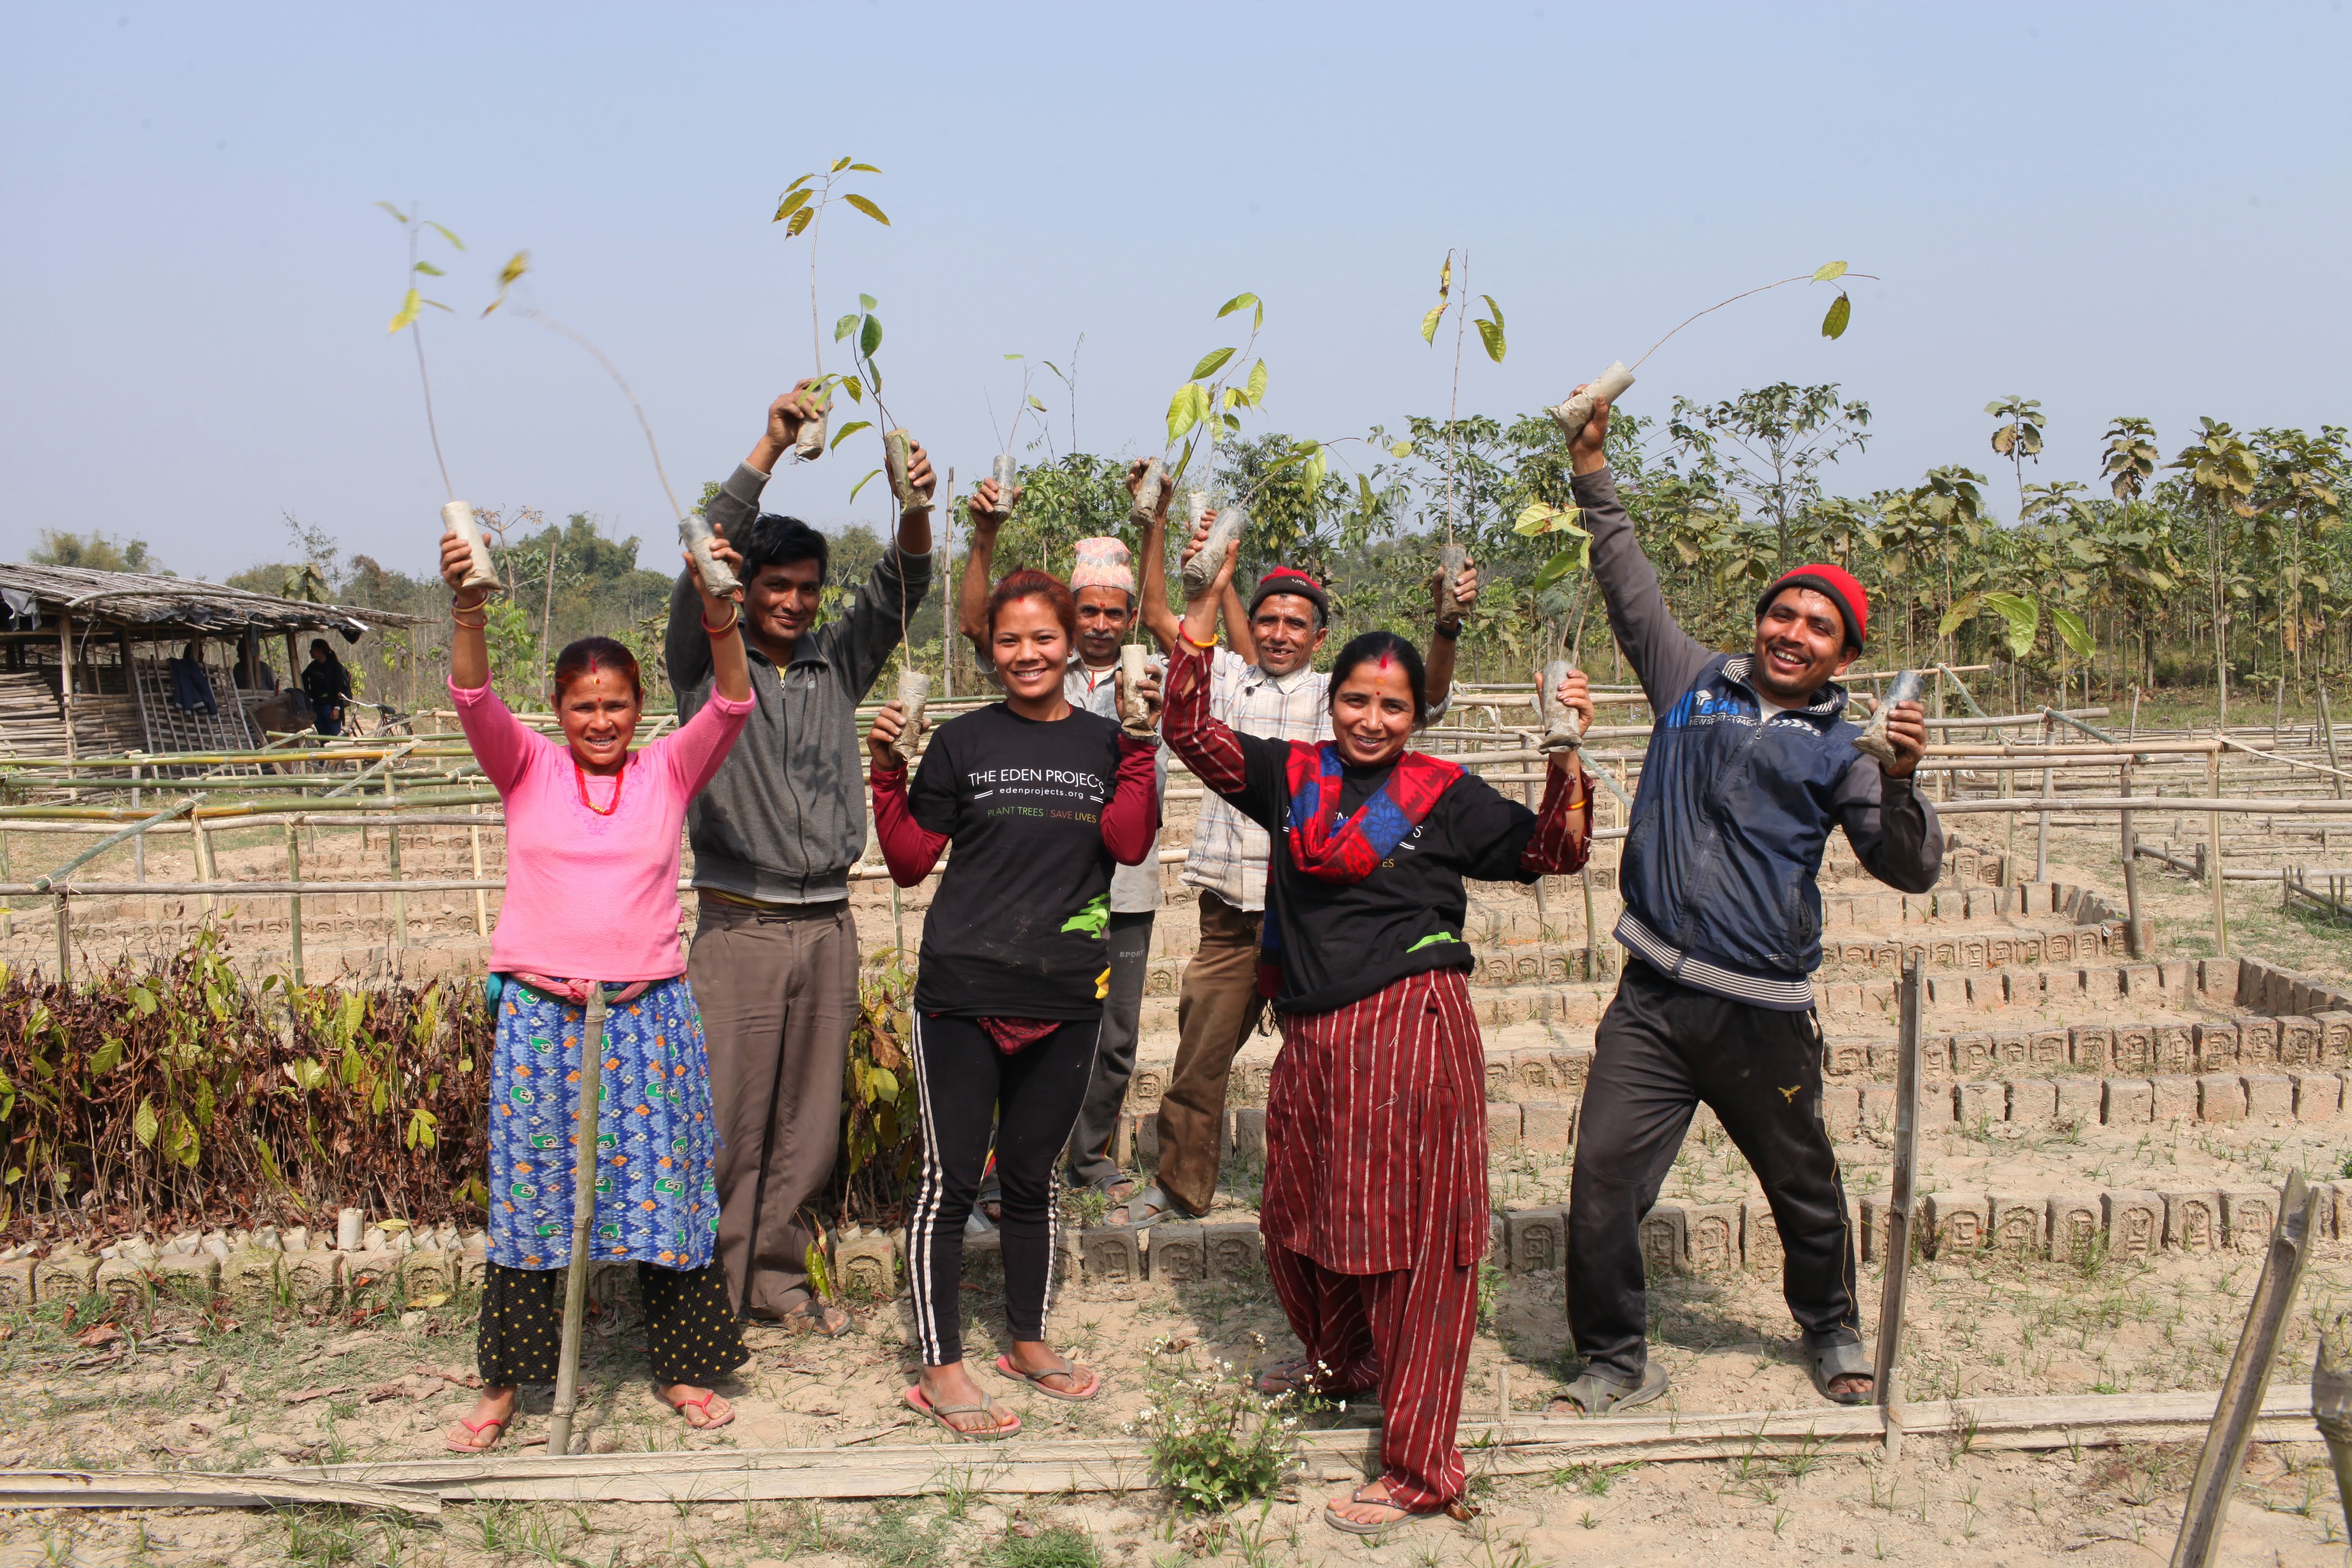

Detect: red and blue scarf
1258,742,1462,996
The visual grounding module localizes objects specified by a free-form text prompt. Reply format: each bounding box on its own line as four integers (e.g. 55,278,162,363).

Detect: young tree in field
2102,417,2160,504
1667,384,1871,573
2171,419,2260,724
2246,426,2344,686
1985,396,2045,517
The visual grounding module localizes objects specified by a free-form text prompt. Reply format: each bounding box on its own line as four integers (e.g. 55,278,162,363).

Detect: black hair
308,638,340,664
735,511,830,581
552,635,644,701
1327,631,1428,725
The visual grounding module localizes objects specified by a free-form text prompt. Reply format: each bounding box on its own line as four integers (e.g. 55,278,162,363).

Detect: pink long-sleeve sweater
452,681,753,981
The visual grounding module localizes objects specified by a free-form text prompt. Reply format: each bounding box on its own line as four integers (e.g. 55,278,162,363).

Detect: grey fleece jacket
665,462,933,905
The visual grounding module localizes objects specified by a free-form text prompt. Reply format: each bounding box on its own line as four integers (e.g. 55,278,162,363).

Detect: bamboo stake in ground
469,804,489,937
2120,760,2145,959
52,892,69,985
285,823,304,986
2208,749,2228,955
1873,960,1922,1461
546,983,610,1459
2170,1173,2319,1568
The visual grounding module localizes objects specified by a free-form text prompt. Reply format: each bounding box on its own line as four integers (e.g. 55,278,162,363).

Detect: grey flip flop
1552,1362,1669,1417
1324,1486,1441,1537
994,1352,1101,1401
1807,1337,1875,1405
1107,1182,1187,1229
902,1385,1020,1440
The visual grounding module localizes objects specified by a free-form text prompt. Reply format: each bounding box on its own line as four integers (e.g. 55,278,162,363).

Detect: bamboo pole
2120,761,2145,959
387,824,406,953
192,815,217,921
2209,750,2229,956
546,984,610,1459
53,892,70,984
469,803,489,937
1875,960,1922,1460
285,823,304,986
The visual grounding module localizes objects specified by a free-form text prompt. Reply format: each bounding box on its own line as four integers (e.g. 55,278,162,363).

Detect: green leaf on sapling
786,207,814,238
1812,261,1848,283
1192,347,1236,380
376,201,409,223
387,288,422,334
2051,605,2095,658
860,293,877,311
1004,352,1023,360
783,173,814,194
1027,395,1046,411
848,467,883,503
1476,316,1506,363
1421,304,1447,345
1515,503,1560,536
1246,360,1267,403
830,420,873,450
843,194,890,225
498,251,529,287
412,260,444,276
773,188,812,222
1481,295,1504,330
1391,441,1414,458
1821,292,1851,339
836,313,861,342
848,162,881,172
1532,545,1585,589
1222,413,1241,433
427,222,465,250
832,155,854,172
860,315,883,359
1216,292,1258,320
1168,383,1202,443
842,376,863,402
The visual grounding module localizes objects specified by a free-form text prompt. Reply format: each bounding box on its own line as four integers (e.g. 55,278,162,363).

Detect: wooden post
53,892,70,983
285,823,305,985
0,829,12,942
2208,750,2228,956
2120,761,2145,959
56,612,76,766
2034,714,2054,884
130,761,145,881
546,984,610,1459
2321,684,2344,801
193,815,217,922
2129,683,2141,740
468,803,490,938
387,824,406,954
1874,959,1923,1460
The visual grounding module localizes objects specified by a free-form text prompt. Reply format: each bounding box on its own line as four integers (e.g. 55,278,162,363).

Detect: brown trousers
1153,890,1269,1215
690,897,857,1320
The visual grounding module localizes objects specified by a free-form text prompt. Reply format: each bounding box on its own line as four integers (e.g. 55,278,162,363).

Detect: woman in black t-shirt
870,568,1161,1440
1160,537,1593,1533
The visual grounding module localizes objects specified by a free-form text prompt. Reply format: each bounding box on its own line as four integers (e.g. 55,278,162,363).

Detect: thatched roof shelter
0,563,424,760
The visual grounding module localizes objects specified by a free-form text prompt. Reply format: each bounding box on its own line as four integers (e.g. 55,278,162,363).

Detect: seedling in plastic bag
771,158,892,461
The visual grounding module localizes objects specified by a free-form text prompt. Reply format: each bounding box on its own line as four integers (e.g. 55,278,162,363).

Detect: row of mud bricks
0,1240,489,1313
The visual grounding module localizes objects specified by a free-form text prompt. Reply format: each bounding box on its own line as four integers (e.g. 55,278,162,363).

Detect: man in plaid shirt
1117,507,1477,1225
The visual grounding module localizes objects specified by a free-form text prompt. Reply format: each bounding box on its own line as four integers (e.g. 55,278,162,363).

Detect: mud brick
1077,1228,1139,1287
1825,1037,1871,1076
2163,1191,2222,1252
1917,1080,1958,1126
1953,1033,1994,1076
2200,957,2242,1003
2197,1074,2248,1123
1743,1199,1784,1275
1989,1032,2031,1071
1136,1116,1161,1165
2279,1017,2322,1067
2292,1072,2343,1121
964,1229,1005,1286
1203,1223,1262,1281
456,1241,488,1290
1685,1204,1741,1273
1901,1036,1951,1075
2070,1026,2114,1071
35,1252,97,1302
2151,1076,2198,1122
2193,1022,2241,1070
1147,1224,1206,1284
1488,1212,1506,1268
1505,1207,1567,1275
1968,975,2007,1011
1925,975,1969,1010
1482,1058,1509,1101
2002,970,2043,1006
2046,965,2090,998
2331,1182,2352,1242
1490,1102,1524,1147
2048,1195,2103,1263
1521,1101,1576,1151
93,1257,150,1309
2316,1013,2352,1068
2238,1019,2281,1063
2239,1073,2292,1122
2122,963,2164,998
1953,1080,1998,1124
0,1258,34,1309
2103,1078,2154,1124
1988,1192,2045,1253
1638,1204,1687,1276
2103,1190,2163,1261
824,1234,890,1296
1861,1084,1897,1129
1557,1047,1594,1091
1129,1065,1170,1111
1855,1195,1897,1265
2158,960,2198,997
1862,980,1897,1012
222,1246,282,1303
342,1250,400,1305
152,1252,220,1301
2028,1030,2069,1070
2113,1026,2157,1075
1923,1192,1987,1255
2053,1076,2102,1127
2221,1188,2279,1252
2003,1079,2055,1128
284,1249,345,1306
1821,1085,1863,1136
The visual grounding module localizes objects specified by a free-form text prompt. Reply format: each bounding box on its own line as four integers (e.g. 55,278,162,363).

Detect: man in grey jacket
667,385,934,1334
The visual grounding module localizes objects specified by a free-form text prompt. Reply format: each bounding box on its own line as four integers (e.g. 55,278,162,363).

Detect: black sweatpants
907,1012,1100,1367
476,1261,748,1387
1566,959,1859,1387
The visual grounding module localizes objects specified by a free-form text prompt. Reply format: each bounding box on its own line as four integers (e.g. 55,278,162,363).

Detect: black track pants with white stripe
1567,958,1860,1387
906,1012,1099,1367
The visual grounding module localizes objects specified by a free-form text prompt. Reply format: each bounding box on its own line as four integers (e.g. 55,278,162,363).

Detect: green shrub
1130,1350,1297,1512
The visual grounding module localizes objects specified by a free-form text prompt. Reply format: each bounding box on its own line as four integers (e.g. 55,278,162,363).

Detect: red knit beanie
1757,564,1868,651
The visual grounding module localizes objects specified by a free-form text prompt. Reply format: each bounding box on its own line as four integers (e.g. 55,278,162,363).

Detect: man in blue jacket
1554,390,1935,1415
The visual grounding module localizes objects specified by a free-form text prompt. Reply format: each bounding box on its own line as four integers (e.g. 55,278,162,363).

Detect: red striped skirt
1261,969,1488,1275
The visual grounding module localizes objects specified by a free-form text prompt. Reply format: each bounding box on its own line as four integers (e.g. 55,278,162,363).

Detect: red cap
1757,564,1868,651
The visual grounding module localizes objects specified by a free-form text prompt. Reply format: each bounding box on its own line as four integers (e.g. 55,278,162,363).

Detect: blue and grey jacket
1578,466,1941,1010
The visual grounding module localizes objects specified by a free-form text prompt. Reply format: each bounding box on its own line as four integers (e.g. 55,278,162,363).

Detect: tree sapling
1538,658,1587,753
1413,251,1508,618
381,201,498,591
771,158,893,460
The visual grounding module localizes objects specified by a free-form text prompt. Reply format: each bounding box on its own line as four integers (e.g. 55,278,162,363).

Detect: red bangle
701,605,741,636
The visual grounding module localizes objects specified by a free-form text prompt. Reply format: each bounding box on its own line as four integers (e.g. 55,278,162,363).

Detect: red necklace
574,758,627,817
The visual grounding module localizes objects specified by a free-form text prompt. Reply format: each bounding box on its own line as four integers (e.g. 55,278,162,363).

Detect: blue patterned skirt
484,976,721,1271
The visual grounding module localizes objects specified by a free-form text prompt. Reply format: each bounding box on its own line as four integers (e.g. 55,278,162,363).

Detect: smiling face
1330,657,1418,767
1250,593,1327,677
992,594,1072,705
1074,585,1134,669
744,557,824,657
557,666,643,775
1751,586,1857,704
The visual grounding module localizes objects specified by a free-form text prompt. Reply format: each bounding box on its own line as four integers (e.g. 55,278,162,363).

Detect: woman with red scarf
1161,538,1595,1534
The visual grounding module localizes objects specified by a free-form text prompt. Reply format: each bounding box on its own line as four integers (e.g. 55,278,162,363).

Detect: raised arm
1165,538,1292,830
1131,460,1181,654
1100,733,1163,865
866,706,948,885
957,480,1011,671
830,435,938,701
1422,551,1479,724
1836,698,1941,892
438,531,537,792
1569,392,1713,712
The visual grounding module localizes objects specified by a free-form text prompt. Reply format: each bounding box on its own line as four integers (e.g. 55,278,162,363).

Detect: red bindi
1377,652,1393,669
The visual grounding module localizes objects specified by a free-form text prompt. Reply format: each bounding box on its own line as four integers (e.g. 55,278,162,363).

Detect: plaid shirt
1180,648,1332,911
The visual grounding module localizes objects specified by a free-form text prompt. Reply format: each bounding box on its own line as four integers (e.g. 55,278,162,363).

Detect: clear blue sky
4,2,2346,581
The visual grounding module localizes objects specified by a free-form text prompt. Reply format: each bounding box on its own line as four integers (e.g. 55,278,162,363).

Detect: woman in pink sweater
435,530,754,1454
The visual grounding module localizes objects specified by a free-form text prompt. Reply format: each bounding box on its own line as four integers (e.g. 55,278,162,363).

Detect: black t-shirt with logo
909,702,1127,1019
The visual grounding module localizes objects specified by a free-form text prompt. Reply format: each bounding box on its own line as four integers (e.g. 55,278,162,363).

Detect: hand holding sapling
752,383,830,473
867,700,915,774
966,477,1020,539
1540,660,1591,754
1435,548,1479,627
1115,646,1162,738
1183,504,1247,598
1179,526,1242,651
1126,458,1169,528
883,432,936,517
1853,669,1928,779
